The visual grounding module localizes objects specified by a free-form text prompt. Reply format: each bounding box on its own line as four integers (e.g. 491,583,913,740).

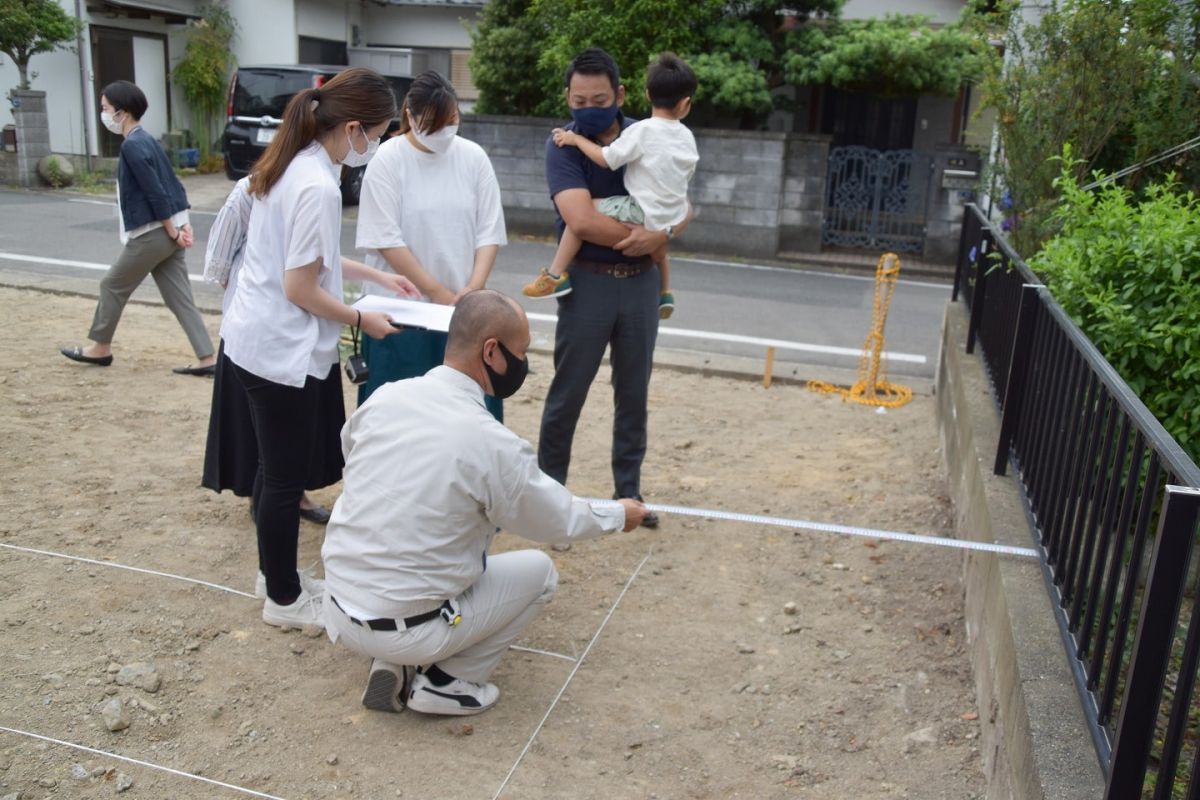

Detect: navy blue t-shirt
545,114,649,265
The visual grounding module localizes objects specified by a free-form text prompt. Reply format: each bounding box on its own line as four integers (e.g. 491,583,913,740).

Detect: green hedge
1030,158,1200,463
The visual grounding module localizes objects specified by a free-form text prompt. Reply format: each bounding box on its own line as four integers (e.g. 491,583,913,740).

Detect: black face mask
484,341,528,399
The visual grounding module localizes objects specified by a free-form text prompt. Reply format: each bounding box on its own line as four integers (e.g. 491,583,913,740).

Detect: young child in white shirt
523,52,699,319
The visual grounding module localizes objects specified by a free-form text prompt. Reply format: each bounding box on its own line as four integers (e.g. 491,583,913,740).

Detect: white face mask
342,125,378,168
101,110,124,135
408,111,458,154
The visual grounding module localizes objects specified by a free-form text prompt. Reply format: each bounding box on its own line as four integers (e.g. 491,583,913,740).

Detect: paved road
0,187,952,378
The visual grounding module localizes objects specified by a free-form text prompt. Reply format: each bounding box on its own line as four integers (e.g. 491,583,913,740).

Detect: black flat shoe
173,364,216,376
299,505,332,524
61,346,113,366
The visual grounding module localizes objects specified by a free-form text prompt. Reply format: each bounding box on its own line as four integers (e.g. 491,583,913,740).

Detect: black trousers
537,263,659,498
234,362,343,604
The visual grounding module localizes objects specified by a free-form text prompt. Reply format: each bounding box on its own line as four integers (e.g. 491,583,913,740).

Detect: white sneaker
407,671,499,716
361,660,414,713
262,587,325,629
255,565,324,600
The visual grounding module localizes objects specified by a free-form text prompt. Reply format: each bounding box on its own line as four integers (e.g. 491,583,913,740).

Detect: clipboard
351,295,454,333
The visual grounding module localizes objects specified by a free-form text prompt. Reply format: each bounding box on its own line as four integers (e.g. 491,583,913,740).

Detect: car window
233,70,329,119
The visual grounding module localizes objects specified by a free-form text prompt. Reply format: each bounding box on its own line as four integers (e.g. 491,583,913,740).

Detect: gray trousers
537,263,659,498
88,227,214,358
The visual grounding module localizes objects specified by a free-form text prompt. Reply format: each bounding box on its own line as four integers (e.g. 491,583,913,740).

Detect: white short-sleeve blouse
221,144,345,388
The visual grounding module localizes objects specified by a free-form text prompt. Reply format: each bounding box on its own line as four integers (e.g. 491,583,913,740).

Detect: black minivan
222,65,413,204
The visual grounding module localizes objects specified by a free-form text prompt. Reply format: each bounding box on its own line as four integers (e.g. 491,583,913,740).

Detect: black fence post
1103,485,1200,799
952,205,973,302
994,284,1042,476
966,229,992,355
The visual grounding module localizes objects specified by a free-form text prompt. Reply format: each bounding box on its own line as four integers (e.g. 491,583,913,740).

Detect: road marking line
66,197,217,216
493,549,652,800
0,726,291,799
526,312,927,364
672,254,950,290
0,251,928,364
0,251,206,283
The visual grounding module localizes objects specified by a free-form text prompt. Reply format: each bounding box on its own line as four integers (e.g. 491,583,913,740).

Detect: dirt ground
0,286,983,799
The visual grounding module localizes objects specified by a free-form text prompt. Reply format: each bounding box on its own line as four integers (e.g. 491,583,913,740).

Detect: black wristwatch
665,225,675,240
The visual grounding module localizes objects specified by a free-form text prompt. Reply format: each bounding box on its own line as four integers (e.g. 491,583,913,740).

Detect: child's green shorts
593,195,644,225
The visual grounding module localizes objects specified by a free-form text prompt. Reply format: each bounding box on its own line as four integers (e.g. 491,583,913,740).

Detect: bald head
446,289,527,358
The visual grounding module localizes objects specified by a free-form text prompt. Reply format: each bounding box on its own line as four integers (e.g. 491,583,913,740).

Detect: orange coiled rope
807,252,913,409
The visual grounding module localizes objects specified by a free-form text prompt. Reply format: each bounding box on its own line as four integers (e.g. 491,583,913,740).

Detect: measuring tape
591,500,1039,559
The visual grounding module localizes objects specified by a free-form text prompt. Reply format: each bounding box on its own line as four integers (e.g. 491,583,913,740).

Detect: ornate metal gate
822,147,933,254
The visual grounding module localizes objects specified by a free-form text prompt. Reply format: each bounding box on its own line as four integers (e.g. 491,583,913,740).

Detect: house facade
0,0,484,159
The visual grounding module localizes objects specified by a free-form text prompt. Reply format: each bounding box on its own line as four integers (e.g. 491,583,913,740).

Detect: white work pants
326,550,558,683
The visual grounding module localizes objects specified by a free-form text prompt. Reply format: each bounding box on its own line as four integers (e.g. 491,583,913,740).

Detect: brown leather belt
570,258,652,279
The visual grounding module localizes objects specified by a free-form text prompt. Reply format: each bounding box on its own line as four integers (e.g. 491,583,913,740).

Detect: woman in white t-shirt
220,67,419,629
355,71,507,416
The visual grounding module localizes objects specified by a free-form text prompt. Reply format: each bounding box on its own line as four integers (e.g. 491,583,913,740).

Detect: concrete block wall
458,113,834,260
11,91,51,189
780,133,830,253
926,144,983,263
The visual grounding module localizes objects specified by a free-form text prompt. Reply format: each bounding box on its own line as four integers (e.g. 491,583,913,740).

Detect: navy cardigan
117,126,190,231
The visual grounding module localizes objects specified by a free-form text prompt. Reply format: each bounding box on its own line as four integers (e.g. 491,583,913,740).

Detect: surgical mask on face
570,103,620,137
342,125,378,168
412,124,457,154
101,110,124,135
484,341,529,399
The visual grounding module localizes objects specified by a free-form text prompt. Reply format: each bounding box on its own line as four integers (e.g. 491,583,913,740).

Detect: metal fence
954,203,1200,799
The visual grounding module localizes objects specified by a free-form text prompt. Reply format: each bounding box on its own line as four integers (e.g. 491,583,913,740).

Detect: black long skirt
201,340,344,496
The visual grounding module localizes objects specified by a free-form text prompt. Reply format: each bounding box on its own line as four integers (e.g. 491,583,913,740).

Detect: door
91,26,170,157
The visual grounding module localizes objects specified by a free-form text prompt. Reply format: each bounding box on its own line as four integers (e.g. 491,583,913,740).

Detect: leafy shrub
1030,156,1200,462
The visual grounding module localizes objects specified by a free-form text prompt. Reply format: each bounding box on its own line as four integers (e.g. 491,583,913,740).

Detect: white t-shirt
355,135,507,298
221,143,344,388
601,116,698,231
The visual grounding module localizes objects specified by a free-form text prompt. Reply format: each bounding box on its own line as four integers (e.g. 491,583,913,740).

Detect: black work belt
571,258,652,279
330,595,444,632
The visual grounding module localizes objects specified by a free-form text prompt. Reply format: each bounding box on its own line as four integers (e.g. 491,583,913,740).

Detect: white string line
0,541,580,663
586,500,1040,559
0,726,290,800
492,549,653,800
0,542,257,598
508,645,577,663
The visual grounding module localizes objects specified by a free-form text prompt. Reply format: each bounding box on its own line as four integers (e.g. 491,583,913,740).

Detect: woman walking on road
60,80,215,375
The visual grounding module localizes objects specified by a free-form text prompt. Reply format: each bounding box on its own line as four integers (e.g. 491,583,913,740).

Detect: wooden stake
763,346,776,389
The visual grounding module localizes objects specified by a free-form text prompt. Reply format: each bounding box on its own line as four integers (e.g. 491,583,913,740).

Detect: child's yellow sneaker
522,269,573,299
658,292,675,319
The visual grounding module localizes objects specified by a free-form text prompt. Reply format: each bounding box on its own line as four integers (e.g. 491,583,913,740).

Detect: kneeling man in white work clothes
322,289,648,716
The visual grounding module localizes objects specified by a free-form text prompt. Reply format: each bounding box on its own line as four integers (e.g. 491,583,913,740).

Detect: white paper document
351,295,454,332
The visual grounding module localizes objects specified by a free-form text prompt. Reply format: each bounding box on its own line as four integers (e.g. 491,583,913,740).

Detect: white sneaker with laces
407,671,499,716
262,586,325,629
255,565,324,600
361,660,414,713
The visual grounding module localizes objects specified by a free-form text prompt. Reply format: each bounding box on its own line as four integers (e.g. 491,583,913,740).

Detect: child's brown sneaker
522,269,573,299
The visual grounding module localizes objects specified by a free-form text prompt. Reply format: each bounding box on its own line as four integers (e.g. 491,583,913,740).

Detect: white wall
296,0,349,42
841,0,967,25
226,0,298,65
361,4,478,49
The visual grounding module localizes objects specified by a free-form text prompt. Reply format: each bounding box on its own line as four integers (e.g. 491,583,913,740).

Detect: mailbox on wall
942,168,979,191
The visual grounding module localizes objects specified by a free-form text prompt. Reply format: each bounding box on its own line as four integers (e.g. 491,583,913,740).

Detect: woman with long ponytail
220,67,418,629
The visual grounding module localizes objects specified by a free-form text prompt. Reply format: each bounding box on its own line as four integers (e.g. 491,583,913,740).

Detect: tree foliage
470,0,840,126
1031,154,1200,462
0,0,81,91
172,3,237,154
783,14,990,97
975,0,1200,254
